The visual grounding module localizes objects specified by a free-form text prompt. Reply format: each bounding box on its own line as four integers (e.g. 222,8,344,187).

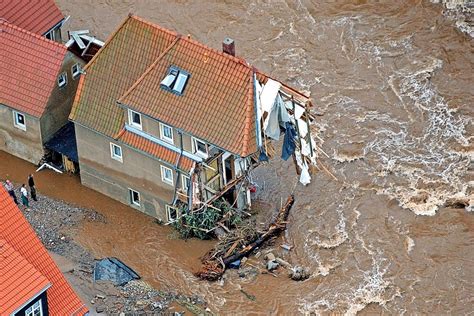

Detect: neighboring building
70,15,316,222
0,21,85,165
0,186,88,315
0,0,67,42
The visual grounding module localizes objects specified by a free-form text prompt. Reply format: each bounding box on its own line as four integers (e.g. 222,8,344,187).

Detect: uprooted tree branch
195,195,295,281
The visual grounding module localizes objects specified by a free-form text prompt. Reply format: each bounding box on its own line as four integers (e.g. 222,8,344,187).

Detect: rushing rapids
1,0,471,314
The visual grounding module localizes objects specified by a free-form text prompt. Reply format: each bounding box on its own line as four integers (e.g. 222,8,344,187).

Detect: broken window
110,143,122,162
159,123,173,144
160,66,190,95
72,63,81,79
58,72,67,88
13,111,26,131
128,109,142,130
192,137,208,158
166,205,178,222
129,189,140,206
161,165,173,185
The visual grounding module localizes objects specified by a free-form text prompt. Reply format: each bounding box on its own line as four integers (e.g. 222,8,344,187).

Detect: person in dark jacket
4,179,18,204
28,174,38,201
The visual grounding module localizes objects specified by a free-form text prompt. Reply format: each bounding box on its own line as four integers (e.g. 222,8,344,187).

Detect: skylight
160,66,190,95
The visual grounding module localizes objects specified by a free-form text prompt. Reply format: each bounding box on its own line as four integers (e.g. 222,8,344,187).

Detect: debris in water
94,257,140,286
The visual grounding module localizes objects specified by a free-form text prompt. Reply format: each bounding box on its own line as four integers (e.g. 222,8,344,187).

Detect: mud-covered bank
0,177,209,314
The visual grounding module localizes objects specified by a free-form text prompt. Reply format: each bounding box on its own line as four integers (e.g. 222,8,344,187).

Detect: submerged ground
2,0,473,314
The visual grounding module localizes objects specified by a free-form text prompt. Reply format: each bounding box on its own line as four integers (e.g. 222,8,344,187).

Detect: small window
161,165,173,185
72,63,81,79
192,137,208,158
26,299,43,316
58,72,67,87
160,66,190,95
166,205,178,222
128,109,142,130
13,111,26,130
182,175,190,191
129,189,140,206
159,123,174,144
45,30,55,41
110,143,122,162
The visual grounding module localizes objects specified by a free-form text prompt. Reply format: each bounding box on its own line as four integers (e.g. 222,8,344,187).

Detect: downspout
172,131,184,206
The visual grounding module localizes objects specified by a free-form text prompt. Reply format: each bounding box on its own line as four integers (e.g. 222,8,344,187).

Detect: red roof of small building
0,239,50,314
0,20,67,117
0,0,64,35
0,186,87,315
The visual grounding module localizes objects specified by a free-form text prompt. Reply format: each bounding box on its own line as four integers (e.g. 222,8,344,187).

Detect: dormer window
160,66,190,95
128,109,142,130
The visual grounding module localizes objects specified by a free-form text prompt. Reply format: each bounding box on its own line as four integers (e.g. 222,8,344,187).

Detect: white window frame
159,122,174,144
25,299,43,316
161,165,173,185
13,111,26,131
110,143,123,162
128,109,142,130
58,72,67,88
72,63,81,79
181,175,190,191
192,137,208,158
129,188,140,206
45,30,55,41
166,205,179,222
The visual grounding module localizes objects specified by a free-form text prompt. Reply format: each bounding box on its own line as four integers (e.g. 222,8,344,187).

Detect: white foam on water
405,236,415,254
362,56,471,215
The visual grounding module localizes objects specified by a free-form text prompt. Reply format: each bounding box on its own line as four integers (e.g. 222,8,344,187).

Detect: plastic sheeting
94,257,140,286
260,79,281,114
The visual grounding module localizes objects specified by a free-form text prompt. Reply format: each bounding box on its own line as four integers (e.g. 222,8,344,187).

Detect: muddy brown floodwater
3,0,473,314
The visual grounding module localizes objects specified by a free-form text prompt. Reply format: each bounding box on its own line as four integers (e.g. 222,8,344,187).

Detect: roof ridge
83,15,133,72
129,14,178,38
130,14,251,70
0,20,66,51
118,36,181,103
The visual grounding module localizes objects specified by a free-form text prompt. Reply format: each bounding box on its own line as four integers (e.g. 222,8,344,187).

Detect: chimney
222,37,235,56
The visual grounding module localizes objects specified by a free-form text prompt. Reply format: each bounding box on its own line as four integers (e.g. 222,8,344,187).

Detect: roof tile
0,0,64,35
0,187,87,315
0,21,67,117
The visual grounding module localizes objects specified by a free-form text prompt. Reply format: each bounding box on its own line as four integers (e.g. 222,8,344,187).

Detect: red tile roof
71,15,311,159
0,239,50,314
0,187,88,315
0,21,68,117
119,27,257,157
0,0,64,35
119,130,194,172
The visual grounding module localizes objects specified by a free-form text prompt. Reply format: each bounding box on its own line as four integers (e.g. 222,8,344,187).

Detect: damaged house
0,0,67,42
70,15,316,223
0,21,85,167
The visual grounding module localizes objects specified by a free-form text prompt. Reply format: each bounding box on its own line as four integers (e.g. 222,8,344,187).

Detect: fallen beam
196,195,295,281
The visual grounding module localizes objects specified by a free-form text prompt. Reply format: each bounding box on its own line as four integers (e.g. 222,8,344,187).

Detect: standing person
28,174,38,201
4,180,18,204
20,184,29,208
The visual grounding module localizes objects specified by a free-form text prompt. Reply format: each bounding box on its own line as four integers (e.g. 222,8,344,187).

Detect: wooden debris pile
196,195,295,281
